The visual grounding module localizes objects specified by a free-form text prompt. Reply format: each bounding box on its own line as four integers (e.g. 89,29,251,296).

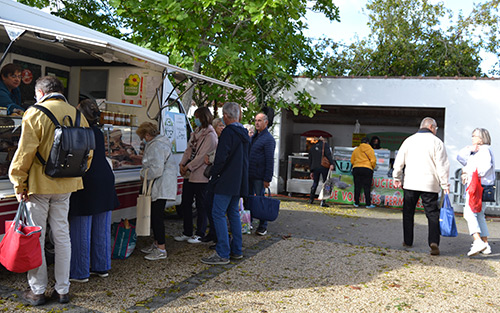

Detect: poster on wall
46,67,69,99
13,59,41,109
161,111,187,153
121,70,143,105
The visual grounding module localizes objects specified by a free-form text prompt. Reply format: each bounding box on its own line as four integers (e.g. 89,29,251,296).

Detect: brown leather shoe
430,243,440,256
51,290,70,304
22,290,46,306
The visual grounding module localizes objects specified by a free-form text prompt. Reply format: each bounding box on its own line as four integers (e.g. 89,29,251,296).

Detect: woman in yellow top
350,137,377,208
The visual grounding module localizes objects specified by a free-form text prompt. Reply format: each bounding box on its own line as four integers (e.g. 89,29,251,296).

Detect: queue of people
3,73,495,306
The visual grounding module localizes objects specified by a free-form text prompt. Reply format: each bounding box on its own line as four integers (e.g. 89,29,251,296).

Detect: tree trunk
182,60,201,113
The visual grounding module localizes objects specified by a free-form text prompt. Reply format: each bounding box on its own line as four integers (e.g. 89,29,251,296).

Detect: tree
18,0,340,119
18,0,124,39
314,0,483,77
107,0,340,119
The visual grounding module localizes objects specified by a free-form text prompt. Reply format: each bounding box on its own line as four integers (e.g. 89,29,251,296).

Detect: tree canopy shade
314,0,484,77
18,0,341,119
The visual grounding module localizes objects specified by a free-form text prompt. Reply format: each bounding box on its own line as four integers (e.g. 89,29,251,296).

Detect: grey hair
420,117,437,129
257,112,268,122
223,102,240,121
212,117,223,128
473,128,491,145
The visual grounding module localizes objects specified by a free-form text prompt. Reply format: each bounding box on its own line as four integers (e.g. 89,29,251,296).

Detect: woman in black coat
68,99,119,282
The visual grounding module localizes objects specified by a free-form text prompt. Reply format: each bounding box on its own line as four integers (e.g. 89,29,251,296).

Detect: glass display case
102,125,143,170
286,155,323,196
0,116,22,180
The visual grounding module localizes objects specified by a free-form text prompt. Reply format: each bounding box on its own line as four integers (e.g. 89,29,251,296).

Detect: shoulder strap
32,105,60,127
32,105,81,165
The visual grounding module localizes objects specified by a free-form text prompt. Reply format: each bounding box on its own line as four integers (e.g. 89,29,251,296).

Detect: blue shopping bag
247,189,280,222
439,194,458,237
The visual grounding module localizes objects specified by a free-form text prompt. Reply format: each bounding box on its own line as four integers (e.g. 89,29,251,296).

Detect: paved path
0,199,498,312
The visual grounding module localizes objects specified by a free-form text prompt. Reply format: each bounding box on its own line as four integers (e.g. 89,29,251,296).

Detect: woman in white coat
457,128,495,257
136,122,177,261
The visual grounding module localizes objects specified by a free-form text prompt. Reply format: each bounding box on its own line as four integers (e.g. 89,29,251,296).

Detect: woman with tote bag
457,127,495,257
136,122,177,261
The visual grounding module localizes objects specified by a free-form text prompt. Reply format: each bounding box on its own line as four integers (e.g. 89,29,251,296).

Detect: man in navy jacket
201,102,250,265
248,112,276,235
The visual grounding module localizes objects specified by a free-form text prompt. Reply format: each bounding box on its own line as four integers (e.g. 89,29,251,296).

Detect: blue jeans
249,179,268,229
464,193,490,236
69,210,112,279
212,194,242,259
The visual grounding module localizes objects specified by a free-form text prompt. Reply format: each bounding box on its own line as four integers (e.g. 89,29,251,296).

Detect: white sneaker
481,243,492,255
187,235,202,244
174,234,191,242
140,243,157,254
468,240,487,257
144,248,167,261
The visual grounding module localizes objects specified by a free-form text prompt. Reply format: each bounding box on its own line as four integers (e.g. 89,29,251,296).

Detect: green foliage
17,0,124,38
107,0,339,116
17,0,340,118
313,0,483,77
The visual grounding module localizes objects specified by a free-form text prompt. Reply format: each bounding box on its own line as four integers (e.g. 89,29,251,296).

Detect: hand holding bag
136,168,153,236
0,201,43,273
439,194,458,237
318,169,333,200
247,188,280,222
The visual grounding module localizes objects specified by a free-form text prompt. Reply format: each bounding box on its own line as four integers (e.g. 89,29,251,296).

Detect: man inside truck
0,63,25,116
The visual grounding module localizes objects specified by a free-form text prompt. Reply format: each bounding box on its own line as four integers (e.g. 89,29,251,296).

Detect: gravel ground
0,200,498,312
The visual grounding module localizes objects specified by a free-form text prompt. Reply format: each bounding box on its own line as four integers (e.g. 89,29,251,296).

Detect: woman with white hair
457,127,495,256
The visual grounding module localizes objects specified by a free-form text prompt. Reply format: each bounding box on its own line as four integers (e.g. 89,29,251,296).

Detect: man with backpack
9,76,93,306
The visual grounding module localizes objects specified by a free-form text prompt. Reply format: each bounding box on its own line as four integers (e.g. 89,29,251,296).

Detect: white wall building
272,76,500,214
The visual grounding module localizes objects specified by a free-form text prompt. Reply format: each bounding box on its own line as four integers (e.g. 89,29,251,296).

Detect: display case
286,154,323,196
0,116,22,180
102,125,143,170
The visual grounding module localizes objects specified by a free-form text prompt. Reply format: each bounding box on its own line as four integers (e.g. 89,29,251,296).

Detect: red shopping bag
0,201,43,273
467,169,483,213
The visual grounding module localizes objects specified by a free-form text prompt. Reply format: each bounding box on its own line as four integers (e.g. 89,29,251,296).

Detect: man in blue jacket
201,102,250,265
0,63,25,115
248,112,276,235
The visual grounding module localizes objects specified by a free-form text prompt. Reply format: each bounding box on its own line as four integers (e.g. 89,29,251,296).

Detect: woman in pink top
174,107,218,244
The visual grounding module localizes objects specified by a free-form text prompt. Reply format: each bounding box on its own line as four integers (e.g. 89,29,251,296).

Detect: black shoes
307,199,314,204
256,227,267,236
23,290,46,306
430,243,440,256
320,201,329,207
51,290,70,304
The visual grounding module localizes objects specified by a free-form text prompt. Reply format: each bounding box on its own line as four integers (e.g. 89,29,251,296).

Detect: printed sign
325,173,423,209
162,111,187,153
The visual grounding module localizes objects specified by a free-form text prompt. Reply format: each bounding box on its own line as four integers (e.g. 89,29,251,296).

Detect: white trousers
26,193,71,295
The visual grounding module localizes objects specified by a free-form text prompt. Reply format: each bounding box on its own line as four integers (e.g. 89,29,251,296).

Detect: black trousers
310,167,329,200
180,181,208,237
151,199,167,245
402,189,440,247
352,167,374,205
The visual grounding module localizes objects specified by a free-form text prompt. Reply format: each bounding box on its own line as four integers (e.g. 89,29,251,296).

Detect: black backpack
33,105,96,178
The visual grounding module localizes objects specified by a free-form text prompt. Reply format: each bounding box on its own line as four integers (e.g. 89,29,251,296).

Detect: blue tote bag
247,189,280,222
439,194,458,237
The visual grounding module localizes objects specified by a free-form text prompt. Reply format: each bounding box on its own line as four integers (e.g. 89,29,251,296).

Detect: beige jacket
392,129,449,193
9,96,92,195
